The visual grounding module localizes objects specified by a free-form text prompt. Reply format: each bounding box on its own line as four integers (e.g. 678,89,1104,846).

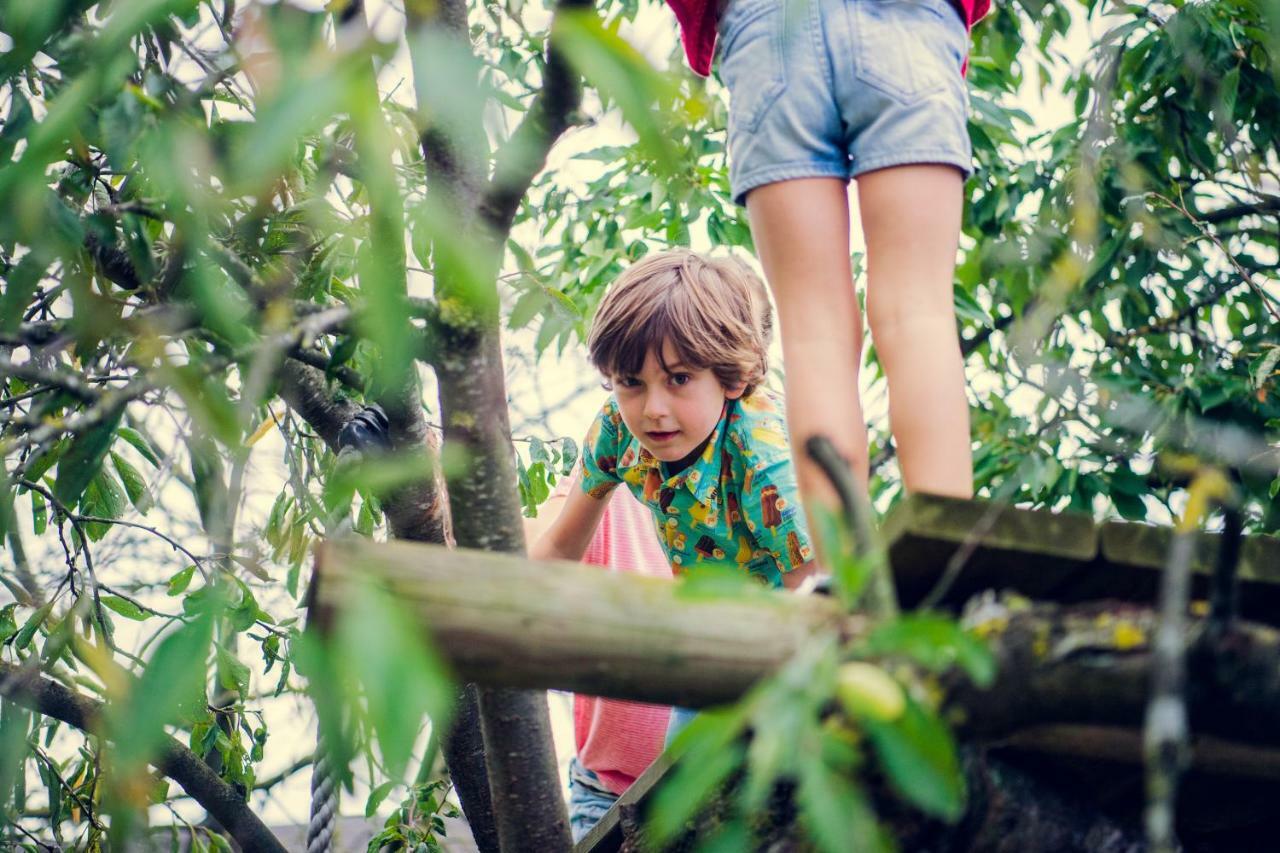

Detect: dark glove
337,404,392,453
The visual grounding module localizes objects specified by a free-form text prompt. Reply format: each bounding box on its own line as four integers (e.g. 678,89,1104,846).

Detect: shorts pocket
853,0,967,105
717,0,787,133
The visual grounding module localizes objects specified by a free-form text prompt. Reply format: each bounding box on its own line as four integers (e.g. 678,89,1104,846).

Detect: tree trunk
431,317,573,851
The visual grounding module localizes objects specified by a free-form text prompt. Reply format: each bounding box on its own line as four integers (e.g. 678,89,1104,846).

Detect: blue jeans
567,758,618,843
664,707,699,748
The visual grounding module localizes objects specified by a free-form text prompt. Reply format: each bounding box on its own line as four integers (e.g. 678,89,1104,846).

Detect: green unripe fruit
836,661,906,722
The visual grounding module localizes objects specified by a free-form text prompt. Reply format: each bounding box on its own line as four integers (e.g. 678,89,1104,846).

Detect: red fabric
562,481,673,795
667,0,993,78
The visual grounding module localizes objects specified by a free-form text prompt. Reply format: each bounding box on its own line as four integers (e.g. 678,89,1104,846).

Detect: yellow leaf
245,407,281,448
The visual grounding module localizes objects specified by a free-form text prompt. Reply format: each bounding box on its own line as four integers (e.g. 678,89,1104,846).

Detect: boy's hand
781,560,821,592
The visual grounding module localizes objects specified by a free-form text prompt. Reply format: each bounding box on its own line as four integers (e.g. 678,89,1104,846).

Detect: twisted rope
307,735,339,853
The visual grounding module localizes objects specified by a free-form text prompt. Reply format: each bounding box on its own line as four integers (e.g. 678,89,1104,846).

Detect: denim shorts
718,0,973,205
567,757,619,843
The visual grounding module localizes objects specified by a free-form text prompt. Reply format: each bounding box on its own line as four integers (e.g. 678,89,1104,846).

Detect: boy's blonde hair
588,249,773,398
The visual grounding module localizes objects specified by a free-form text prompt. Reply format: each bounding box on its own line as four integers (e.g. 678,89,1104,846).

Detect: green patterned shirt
579,389,814,587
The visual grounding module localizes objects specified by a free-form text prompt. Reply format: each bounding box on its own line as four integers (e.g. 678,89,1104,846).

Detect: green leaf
216,643,252,699
365,780,396,817
647,708,749,845
1252,346,1280,390
14,602,54,650
1112,490,1148,522
0,702,32,819
80,470,127,541
797,756,889,853
0,251,50,334
53,407,125,507
864,615,996,688
508,287,547,330
167,565,197,596
30,489,46,536
335,582,454,783
864,699,964,821
108,611,213,773
116,427,162,467
554,11,681,175
227,580,261,633
0,604,18,642
559,437,578,476
23,439,68,482
111,451,149,510
101,595,149,621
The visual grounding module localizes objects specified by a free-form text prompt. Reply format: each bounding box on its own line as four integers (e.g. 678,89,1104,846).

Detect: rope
307,734,339,853
305,407,385,852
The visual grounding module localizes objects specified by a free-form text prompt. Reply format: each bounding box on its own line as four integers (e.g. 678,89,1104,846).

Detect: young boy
531,248,816,589
528,480,673,842
531,249,814,835
661,0,989,543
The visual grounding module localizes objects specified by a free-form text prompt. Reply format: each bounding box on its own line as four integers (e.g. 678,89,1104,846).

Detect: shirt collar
666,403,730,507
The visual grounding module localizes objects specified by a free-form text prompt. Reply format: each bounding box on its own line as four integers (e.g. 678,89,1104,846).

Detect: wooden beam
313,539,856,708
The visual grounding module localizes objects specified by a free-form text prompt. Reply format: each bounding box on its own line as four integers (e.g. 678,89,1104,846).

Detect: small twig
6,384,150,462
1144,467,1232,852
1149,191,1280,325
33,745,106,831
26,492,211,583
804,435,897,617
7,821,56,852
0,353,101,403
18,479,113,649
1207,480,1243,641
1144,529,1194,853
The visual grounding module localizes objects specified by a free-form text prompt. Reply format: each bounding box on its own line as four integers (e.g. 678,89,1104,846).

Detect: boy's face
609,340,745,465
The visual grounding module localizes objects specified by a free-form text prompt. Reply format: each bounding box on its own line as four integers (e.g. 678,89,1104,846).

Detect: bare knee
866,290,957,352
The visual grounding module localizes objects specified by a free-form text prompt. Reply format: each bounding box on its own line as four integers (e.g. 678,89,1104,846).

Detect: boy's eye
617,376,641,389
670,373,691,386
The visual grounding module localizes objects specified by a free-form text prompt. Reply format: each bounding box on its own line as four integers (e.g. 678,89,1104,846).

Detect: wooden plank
881,494,1099,608
575,753,675,853
1051,523,1280,623
993,724,1280,781
881,496,1280,624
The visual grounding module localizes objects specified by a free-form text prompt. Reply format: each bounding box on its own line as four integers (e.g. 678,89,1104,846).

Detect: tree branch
479,0,590,237
276,361,363,451
0,663,287,853
1198,194,1280,225
316,540,1280,752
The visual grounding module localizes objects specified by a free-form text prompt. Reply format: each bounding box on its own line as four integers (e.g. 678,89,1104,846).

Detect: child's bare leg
858,164,972,498
746,178,868,514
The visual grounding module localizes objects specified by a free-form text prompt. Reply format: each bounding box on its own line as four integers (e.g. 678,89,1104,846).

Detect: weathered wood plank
882,495,1280,624
881,494,1099,607
313,538,856,709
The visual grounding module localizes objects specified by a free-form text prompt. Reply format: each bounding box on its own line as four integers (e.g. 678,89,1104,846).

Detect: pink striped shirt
559,480,673,795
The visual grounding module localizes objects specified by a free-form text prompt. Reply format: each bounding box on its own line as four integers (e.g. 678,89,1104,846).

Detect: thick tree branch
479,0,590,237
276,360,362,450
316,540,1280,753
0,663,287,853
